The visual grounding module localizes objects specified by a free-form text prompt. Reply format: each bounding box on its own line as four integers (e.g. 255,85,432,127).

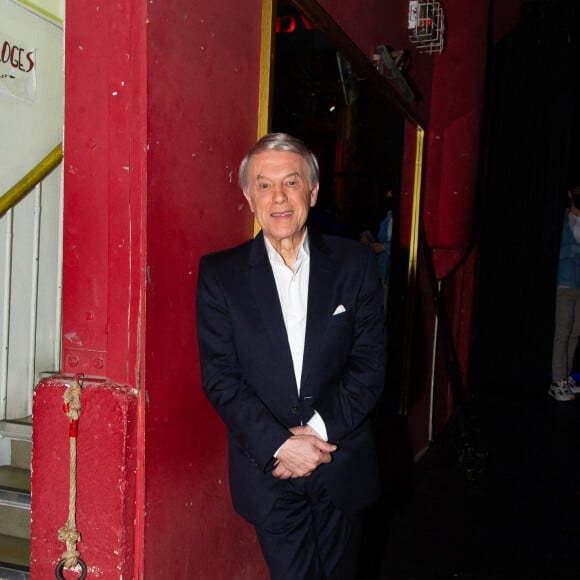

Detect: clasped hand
272,425,337,479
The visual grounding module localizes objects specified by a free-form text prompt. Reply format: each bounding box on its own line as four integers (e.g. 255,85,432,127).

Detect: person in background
196,133,386,579
360,188,394,312
549,181,580,401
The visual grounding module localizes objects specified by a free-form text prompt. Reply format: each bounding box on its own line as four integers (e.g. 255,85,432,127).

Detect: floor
360,387,580,580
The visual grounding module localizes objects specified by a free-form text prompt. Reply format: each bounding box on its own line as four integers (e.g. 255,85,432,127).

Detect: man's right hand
271,435,336,479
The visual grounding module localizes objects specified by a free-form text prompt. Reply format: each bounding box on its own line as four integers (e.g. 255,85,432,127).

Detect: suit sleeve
314,247,387,444
196,256,291,471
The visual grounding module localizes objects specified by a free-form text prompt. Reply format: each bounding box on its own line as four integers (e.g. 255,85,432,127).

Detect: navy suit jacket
196,230,386,525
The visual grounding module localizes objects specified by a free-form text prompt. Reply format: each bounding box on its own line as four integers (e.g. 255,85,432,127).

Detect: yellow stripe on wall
12,0,64,27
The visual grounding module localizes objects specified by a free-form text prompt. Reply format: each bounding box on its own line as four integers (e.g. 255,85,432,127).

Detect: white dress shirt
265,231,328,441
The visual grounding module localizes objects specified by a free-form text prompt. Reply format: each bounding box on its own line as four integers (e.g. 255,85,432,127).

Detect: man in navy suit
196,133,386,580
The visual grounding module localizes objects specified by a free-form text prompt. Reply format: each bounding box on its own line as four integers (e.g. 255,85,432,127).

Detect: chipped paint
64,331,83,346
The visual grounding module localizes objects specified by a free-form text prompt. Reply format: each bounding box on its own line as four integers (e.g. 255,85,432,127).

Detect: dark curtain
470,0,580,392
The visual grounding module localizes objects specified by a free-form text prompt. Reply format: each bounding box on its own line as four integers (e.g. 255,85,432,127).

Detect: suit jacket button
290,405,299,414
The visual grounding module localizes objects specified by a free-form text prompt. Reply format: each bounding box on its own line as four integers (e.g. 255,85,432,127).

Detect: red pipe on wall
423,0,491,280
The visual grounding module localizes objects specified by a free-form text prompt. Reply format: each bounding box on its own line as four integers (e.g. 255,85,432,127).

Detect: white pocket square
333,305,346,315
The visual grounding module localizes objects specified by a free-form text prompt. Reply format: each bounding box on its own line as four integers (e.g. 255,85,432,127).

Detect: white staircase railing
0,154,63,422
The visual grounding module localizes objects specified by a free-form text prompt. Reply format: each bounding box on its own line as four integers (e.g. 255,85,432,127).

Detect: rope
57,375,83,569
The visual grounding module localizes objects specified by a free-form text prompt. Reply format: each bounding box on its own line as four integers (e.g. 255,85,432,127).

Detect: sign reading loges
0,31,36,103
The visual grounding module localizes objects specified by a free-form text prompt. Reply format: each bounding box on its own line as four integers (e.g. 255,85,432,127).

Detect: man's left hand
271,427,336,479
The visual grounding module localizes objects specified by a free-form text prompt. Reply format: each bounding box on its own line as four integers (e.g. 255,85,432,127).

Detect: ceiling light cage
408,1,446,54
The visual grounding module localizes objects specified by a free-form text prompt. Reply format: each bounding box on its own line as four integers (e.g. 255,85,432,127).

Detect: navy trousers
255,472,362,580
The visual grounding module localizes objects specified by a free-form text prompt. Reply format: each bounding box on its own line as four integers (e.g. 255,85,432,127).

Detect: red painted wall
60,0,147,386
143,0,267,577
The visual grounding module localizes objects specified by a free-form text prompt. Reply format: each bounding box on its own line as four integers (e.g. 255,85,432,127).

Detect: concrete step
0,466,30,510
0,419,32,580
9,441,30,472
0,534,29,579
0,420,31,443
0,567,29,580
0,506,29,540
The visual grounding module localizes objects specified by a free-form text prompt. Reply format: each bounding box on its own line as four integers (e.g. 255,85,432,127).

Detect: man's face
244,150,319,247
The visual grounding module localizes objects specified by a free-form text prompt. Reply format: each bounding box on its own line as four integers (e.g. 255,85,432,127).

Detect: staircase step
0,468,31,539
0,419,32,579
0,506,29,540
10,441,31,472
0,534,29,579
0,467,30,510
0,467,30,493
0,420,32,443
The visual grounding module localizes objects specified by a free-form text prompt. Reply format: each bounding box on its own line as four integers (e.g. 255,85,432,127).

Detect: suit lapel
247,232,297,390
301,232,336,390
